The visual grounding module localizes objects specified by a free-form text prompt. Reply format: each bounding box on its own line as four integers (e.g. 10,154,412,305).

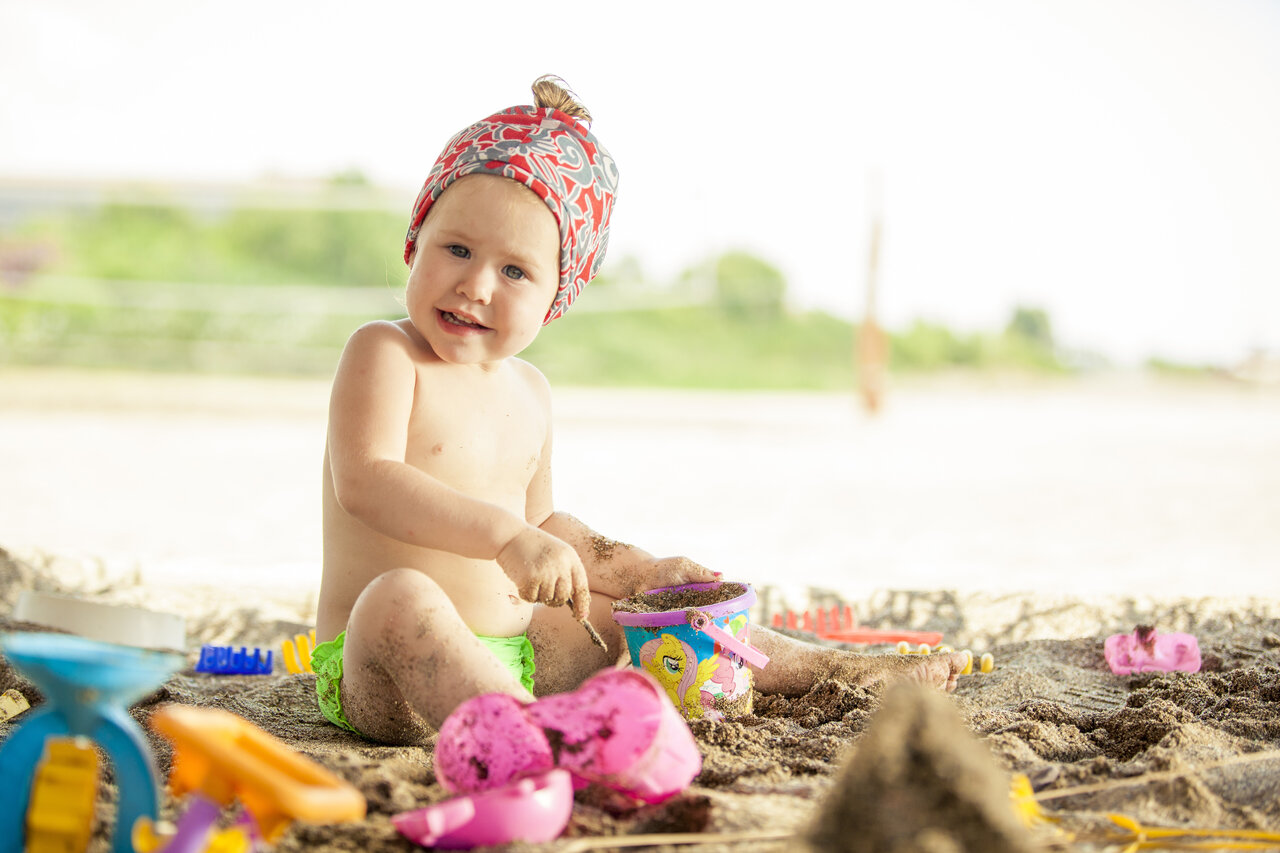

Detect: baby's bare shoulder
344,318,420,353
336,320,431,374
508,356,552,401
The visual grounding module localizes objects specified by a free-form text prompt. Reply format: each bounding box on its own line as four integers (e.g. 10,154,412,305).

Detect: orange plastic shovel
148,705,365,841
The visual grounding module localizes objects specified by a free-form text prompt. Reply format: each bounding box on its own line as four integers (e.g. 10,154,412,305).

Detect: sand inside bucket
612,583,748,615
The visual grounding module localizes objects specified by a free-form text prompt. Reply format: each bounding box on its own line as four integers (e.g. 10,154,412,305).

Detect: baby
314,76,966,746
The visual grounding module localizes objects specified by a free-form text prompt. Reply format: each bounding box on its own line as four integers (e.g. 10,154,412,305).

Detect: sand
612,583,750,615
4,547,1280,852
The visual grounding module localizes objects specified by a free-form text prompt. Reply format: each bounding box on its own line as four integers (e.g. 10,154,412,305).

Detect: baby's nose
457,269,496,303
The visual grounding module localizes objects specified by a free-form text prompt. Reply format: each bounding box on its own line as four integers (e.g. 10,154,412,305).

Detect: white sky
2,0,1278,365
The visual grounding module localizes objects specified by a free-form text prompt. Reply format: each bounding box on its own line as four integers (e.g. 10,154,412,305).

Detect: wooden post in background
858,171,888,414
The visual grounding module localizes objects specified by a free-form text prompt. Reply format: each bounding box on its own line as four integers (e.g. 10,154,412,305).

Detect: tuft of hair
531,75,592,123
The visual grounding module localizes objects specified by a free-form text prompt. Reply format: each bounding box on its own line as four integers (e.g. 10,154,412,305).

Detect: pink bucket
612,582,769,721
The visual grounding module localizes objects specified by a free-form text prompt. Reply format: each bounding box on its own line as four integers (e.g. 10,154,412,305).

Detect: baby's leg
526,592,625,696
750,626,966,695
340,568,533,745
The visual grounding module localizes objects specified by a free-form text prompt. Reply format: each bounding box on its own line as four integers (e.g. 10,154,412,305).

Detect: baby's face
406,174,560,367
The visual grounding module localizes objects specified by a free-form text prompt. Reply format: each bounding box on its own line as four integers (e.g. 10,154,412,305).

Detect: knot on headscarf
404,106,618,324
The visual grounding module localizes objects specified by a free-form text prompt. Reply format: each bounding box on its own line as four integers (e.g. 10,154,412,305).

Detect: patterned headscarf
404,105,618,324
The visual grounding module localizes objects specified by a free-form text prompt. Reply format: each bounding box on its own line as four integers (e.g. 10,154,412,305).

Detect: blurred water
2,370,1277,603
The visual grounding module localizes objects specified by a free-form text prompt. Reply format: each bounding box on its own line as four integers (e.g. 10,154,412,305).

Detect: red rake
772,606,943,647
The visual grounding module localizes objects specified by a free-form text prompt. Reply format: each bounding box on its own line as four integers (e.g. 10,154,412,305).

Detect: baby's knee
350,568,449,635
360,567,441,603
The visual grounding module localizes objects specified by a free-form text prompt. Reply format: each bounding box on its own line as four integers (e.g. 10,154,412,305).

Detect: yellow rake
1010,750,1280,851
281,629,317,674
1104,813,1280,851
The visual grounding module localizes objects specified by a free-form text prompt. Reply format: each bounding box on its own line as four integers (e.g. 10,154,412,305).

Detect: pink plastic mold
434,668,700,804
392,769,573,849
1104,626,1201,675
434,693,555,791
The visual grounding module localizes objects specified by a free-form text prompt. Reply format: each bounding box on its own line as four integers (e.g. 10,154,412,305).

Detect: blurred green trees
888,305,1063,372
18,192,403,289
1006,306,1054,349
713,251,787,319
2,190,1076,383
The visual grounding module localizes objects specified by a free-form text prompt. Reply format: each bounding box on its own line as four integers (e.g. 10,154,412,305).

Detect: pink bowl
391,769,573,849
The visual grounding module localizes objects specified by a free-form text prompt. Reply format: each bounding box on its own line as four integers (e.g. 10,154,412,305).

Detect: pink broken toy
393,769,573,849
434,667,700,804
1104,625,1201,675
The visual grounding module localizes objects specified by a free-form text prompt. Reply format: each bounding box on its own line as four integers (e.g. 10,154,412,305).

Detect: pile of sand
3,546,1280,852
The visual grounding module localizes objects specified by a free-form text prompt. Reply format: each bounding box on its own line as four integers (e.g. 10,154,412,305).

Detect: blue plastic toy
196,645,274,675
0,632,184,853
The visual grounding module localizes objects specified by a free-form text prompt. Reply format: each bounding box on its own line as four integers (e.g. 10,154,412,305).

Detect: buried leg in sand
525,560,967,701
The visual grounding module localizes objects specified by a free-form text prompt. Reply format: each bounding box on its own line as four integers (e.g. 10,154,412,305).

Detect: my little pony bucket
611,582,769,721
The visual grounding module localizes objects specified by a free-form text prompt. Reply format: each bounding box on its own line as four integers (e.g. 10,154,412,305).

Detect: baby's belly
426,553,535,637
319,476,536,638
321,543,536,643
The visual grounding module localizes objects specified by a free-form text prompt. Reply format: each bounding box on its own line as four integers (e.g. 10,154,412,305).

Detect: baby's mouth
441,310,489,330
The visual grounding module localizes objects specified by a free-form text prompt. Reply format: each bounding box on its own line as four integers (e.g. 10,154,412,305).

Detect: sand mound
809,682,1036,853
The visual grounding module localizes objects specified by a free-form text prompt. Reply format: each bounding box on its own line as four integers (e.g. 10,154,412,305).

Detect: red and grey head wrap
404,105,618,324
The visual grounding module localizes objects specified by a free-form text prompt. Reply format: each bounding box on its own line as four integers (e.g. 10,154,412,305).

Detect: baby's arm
328,322,588,610
520,364,713,605
537,512,718,600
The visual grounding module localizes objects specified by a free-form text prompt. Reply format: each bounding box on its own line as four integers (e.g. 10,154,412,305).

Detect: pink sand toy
434,667,700,804
1104,626,1201,675
392,769,572,849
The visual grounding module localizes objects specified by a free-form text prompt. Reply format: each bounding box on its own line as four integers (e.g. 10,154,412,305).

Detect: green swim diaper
312,631,359,733
311,630,536,735
476,632,537,694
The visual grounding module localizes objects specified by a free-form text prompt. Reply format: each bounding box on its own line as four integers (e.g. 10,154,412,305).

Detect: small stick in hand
581,618,608,653
568,598,608,653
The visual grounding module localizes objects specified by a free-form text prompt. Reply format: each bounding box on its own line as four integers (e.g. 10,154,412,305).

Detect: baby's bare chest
404,383,545,494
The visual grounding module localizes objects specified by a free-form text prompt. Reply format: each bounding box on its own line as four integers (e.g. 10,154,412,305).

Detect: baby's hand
497,526,591,619
640,556,719,593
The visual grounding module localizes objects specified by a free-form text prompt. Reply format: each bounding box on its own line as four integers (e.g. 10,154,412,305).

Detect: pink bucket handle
690,613,769,670
393,794,476,845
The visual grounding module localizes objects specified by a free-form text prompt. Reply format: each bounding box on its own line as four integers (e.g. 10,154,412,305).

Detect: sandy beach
2,367,1280,850
3,548,1280,852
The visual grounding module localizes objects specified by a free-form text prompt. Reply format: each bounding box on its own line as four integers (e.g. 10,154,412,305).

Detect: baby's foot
827,650,967,693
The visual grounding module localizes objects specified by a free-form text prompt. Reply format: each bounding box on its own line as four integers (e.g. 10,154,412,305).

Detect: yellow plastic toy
0,688,31,723
281,630,316,674
1020,749,1280,850
1013,774,1280,850
897,643,994,675
1105,813,1280,851
146,704,365,842
25,737,99,853
133,817,252,853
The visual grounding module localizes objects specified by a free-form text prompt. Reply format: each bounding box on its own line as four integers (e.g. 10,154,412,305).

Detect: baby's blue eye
503,265,526,281
448,245,469,258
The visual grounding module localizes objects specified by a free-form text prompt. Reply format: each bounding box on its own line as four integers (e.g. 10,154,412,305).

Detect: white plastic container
12,591,186,651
